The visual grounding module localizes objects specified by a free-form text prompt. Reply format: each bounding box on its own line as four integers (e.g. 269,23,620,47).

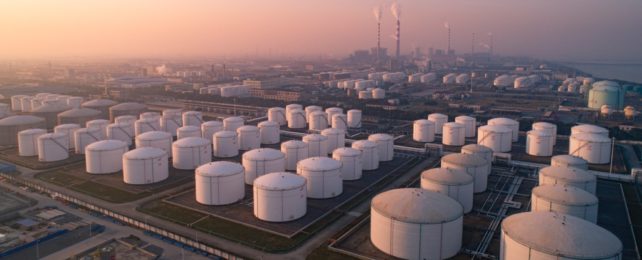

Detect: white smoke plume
390,1,400,20
373,5,382,22
390,34,398,40
479,42,490,49
444,22,450,29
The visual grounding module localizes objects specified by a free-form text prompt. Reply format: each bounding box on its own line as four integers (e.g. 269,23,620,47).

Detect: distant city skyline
1,0,641,61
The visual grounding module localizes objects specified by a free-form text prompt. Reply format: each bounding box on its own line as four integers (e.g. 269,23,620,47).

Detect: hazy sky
1,0,642,61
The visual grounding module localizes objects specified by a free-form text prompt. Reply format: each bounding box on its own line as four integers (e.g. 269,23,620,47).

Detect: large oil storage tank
54,124,80,149
105,123,133,146
281,140,308,171
526,130,554,156
413,119,435,142
135,131,172,156
31,102,70,129
308,111,327,130
237,125,260,150
488,117,519,142
441,153,490,193
134,118,161,136
420,73,437,83
420,168,474,213
172,137,211,170
531,185,598,223
267,107,286,126
303,134,328,157
11,95,27,111
455,116,476,137
109,102,146,122
297,157,343,198
37,132,69,162
427,113,448,134
122,147,168,185
66,97,83,109
253,172,307,222
477,125,512,152
115,115,137,126
141,112,161,121
443,73,458,84
569,133,611,164
258,121,280,145
371,188,463,260
331,114,348,130
332,147,362,180
461,144,493,163
160,114,182,137
223,116,244,131
81,99,117,119
242,148,286,185
571,124,609,137
442,122,466,146
285,104,303,115
371,88,386,99
352,140,379,170
195,161,245,205
213,130,239,158
0,115,46,146
551,155,588,170
588,81,624,110
325,107,343,124
368,133,394,161
287,109,306,129
347,109,362,128
321,128,345,154
500,212,622,260
85,140,128,174
57,108,101,126
18,129,47,156
201,120,223,140
73,127,102,154
86,119,109,139
182,111,202,127
532,122,557,146
177,125,201,140
539,166,596,194
455,73,470,84
493,74,513,88
304,106,322,122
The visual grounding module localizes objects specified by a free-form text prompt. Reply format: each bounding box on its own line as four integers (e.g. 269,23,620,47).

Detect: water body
566,63,642,84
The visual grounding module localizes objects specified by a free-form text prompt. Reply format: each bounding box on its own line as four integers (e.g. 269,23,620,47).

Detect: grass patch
139,200,206,225
70,181,149,204
35,172,84,187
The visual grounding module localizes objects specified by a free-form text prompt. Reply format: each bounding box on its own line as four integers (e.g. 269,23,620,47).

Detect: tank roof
202,120,223,127
281,140,307,148
368,133,393,141
428,113,447,119
82,99,117,107
502,212,622,258
173,137,210,147
214,130,237,138
372,188,463,224
551,155,587,165
352,140,377,149
0,115,45,126
19,128,47,135
455,115,475,121
254,172,306,191
54,124,81,129
441,153,488,167
488,117,518,125
479,124,511,133
571,133,610,142
533,122,555,129
86,140,128,151
321,128,344,135
196,161,243,177
333,147,361,157
303,134,327,141
539,166,595,183
110,102,145,110
528,130,552,137
224,116,243,122
237,125,259,132
178,125,200,131
421,168,473,185
32,103,69,113
123,147,166,159
461,144,493,153
242,148,284,160
414,119,434,125
532,185,598,206
444,122,464,128
58,108,101,118
571,124,608,135
297,157,341,171
137,131,172,140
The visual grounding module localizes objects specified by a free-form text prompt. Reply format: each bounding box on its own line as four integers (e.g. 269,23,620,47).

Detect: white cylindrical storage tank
11,95,27,111
371,188,463,260
477,125,512,152
526,130,554,156
0,115,47,146
571,124,609,137
66,97,83,109
539,166,597,194
54,124,80,149
454,116,476,138
500,212,622,260
531,185,599,223
85,140,128,174
441,153,490,193
358,90,372,99
352,140,379,170
368,133,394,161
321,128,345,154
302,134,328,157
201,120,223,139
139,112,160,121
304,106,322,122
223,116,244,131
115,115,137,125
569,133,611,164
106,123,134,146
162,108,182,118
285,104,303,116
324,107,343,124
532,122,557,146
177,125,201,139
212,130,238,158
73,127,102,154
172,137,212,170
442,122,466,146
160,115,181,137
86,119,109,139
550,155,589,170
237,125,261,150
308,111,327,131
18,129,47,156
332,147,362,181
267,107,286,126
122,147,169,185
461,144,493,163
371,88,386,99
281,140,308,171
135,131,173,156
37,133,69,162
195,161,245,205
287,109,306,129
427,113,448,134
242,148,286,185
182,111,202,127
253,172,307,222
258,121,280,145
109,102,146,122
296,157,343,199
135,118,161,136
331,114,348,130
347,109,362,128
488,117,519,142
420,168,474,213
443,73,458,84
413,119,435,142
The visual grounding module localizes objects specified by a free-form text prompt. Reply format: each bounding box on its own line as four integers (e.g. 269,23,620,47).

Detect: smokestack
472,33,475,55
390,2,401,60
396,18,400,60
444,22,451,54
373,6,382,65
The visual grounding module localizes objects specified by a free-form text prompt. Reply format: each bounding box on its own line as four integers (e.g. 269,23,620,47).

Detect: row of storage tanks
369,144,622,259
493,74,543,89
267,104,362,130
332,80,387,100
197,84,250,98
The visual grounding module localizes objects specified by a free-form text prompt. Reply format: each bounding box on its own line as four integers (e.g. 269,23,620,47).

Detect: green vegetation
35,171,150,203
